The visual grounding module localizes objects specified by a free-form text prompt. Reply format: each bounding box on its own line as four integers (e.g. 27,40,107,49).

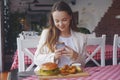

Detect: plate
35,71,89,79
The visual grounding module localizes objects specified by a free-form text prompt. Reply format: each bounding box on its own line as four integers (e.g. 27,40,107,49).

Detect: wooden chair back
86,35,106,66
113,34,120,65
17,37,40,72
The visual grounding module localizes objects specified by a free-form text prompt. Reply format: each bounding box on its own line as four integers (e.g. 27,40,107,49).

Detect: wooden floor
0,72,9,80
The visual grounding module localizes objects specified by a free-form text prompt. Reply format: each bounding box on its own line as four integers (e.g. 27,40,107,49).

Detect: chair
17,37,40,72
113,34,120,65
19,31,39,39
86,34,106,66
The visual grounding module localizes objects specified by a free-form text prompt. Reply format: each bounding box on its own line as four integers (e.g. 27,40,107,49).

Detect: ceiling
10,0,71,13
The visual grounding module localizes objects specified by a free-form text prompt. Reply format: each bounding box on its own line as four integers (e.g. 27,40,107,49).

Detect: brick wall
94,0,120,45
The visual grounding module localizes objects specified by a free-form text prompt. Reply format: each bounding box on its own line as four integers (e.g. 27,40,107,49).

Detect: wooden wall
95,0,120,45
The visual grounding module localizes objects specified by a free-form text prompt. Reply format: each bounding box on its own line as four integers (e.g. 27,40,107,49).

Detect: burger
39,62,60,76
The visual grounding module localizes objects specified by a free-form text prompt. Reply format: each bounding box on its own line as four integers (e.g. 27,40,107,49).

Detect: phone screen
56,43,65,49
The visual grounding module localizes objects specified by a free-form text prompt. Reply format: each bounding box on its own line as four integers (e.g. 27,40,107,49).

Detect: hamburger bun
39,62,59,76
41,62,58,70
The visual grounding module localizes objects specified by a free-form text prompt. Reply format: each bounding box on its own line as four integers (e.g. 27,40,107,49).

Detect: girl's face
52,11,71,33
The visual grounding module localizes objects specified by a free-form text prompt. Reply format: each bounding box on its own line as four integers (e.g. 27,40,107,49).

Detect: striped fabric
10,45,120,70
21,65,120,80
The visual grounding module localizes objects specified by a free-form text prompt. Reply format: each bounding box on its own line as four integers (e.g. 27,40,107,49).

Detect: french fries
60,65,82,75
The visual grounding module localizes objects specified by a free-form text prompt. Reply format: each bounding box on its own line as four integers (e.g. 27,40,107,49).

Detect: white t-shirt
58,36,76,67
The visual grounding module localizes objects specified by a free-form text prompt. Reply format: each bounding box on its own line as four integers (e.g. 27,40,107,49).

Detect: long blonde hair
43,1,79,52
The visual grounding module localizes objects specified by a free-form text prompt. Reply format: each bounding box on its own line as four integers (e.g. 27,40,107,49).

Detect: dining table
10,44,120,70
17,65,120,80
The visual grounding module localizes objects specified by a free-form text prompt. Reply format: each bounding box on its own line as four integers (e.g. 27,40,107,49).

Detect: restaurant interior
0,0,120,80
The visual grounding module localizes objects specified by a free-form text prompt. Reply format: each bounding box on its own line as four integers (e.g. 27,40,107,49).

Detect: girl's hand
54,47,65,60
62,46,78,60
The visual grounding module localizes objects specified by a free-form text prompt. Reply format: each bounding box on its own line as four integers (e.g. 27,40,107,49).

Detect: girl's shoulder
41,28,49,33
72,30,87,42
40,29,49,40
72,30,87,38
40,28,49,36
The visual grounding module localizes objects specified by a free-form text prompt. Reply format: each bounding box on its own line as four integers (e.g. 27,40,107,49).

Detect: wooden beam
28,9,50,12
34,4,53,7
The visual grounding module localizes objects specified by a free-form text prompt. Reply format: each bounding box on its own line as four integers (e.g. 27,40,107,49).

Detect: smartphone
56,42,65,49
